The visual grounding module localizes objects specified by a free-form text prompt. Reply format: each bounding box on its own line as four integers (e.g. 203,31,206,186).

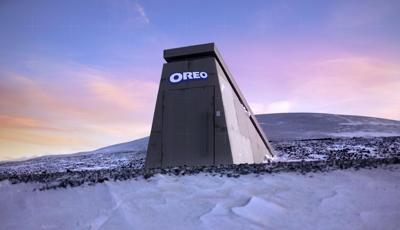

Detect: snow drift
1,166,399,229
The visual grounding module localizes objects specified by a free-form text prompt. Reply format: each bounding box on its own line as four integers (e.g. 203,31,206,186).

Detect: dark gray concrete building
145,43,274,168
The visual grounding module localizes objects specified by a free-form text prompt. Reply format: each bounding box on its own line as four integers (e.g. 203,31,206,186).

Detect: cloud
292,56,400,99
0,60,158,159
250,101,293,114
108,0,150,26
87,76,157,111
133,2,150,25
331,0,399,28
290,56,400,119
224,42,400,120
0,115,64,131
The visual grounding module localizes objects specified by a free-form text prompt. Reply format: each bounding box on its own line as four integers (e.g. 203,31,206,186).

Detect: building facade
145,43,274,168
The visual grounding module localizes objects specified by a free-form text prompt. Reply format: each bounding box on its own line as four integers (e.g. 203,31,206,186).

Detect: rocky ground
273,136,400,161
0,136,399,190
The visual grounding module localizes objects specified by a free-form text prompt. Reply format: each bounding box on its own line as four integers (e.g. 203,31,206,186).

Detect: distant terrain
0,113,399,175
258,113,400,141
1,113,399,229
78,112,400,153
70,112,400,153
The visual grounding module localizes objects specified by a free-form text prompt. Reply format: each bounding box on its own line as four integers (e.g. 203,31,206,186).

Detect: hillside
85,113,400,154
258,113,400,141
1,113,399,165
0,113,399,174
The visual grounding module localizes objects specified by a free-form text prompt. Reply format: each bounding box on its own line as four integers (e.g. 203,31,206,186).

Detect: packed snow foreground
1,113,400,229
1,165,399,229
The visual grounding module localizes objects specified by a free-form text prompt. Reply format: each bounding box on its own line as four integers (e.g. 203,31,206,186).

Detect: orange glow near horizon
0,64,158,160
1,0,399,160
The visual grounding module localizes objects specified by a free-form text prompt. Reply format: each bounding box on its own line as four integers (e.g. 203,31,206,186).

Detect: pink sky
0,0,399,160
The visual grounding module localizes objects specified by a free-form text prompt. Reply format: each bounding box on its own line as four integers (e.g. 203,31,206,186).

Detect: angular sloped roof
164,43,274,156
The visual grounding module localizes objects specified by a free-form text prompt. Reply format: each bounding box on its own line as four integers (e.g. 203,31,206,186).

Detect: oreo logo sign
169,72,208,84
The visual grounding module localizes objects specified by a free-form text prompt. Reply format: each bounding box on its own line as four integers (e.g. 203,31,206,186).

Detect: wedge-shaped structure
145,43,274,168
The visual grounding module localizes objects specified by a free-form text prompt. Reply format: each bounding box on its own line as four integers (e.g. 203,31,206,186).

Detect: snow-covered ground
2,113,399,173
1,136,398,176
1,165,399,230
1,113,399,229
273,136,400,161
0,137,148,174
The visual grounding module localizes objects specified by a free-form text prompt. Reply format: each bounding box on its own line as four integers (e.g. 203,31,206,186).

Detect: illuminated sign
169,72,208,84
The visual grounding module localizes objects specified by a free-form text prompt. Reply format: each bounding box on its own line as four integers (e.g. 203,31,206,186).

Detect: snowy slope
69,113,400,154
1,166,399,230
257,113,400,141
0,137,148,174
2,113,398,163
74,113,400,153
1,113,399,173
85,137,149,155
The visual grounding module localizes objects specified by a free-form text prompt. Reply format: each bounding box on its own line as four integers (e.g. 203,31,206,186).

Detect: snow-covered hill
258,113,400,141
73,113,400,154
1,113,399,174
84,137,149,155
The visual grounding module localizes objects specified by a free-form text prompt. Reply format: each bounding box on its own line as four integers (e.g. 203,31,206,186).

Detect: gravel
1,136,399,190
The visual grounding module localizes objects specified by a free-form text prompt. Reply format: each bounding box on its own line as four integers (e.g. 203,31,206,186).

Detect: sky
0,0,399,160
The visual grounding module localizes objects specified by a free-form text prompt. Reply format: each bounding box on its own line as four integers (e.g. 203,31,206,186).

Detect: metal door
162,86,214,167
